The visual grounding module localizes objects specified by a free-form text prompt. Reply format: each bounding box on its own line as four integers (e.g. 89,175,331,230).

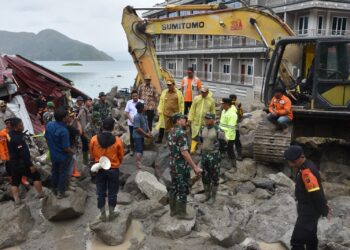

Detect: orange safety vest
268,95,293,120
89,135,124,168
181,76,202,102
0,128,10,161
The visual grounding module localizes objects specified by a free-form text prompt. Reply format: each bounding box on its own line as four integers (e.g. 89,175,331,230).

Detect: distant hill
0,29,114,61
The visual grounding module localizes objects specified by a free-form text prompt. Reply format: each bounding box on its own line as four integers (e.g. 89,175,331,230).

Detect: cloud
0,0,161,57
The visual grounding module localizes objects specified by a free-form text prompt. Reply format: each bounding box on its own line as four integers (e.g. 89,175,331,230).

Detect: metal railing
264,0,350,8
295,29,350,37
155,37,260,52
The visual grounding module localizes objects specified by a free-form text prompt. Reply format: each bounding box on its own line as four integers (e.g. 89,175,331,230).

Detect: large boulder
42,188,87,221
323,182,350,200
225,159,257,182
90,209,132,246
0,203,34,249
267,172,295,192
141,151,158,167
329,196,350,228
210,223,245,247
153,211,196,239
235,181,256,194
251,177,275,191
130,200,166,219
135,171,167,203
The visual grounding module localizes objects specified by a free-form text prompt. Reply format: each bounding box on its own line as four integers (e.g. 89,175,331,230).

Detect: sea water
36,61,137,98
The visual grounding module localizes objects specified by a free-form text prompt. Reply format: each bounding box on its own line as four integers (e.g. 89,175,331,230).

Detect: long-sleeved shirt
295,159,328,217
7,130,33,169
268,95,293,120
219,107,237,141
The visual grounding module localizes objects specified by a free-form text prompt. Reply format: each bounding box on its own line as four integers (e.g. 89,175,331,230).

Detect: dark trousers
291,213,319,250
81,135,89,152
145,110,155,131
96,168,119,209
157,128,165,142
235,130,242,155
52,157,71,194
184,102,192,115
226,140,236,159
129,126,134,151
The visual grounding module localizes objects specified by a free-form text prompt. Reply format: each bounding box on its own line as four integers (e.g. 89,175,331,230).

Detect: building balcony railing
265,0,350,8
295,29,350,37
155,37,261,52
169,70,258,86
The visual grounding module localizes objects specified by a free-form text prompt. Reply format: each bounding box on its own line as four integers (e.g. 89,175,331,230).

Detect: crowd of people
0,67,330,249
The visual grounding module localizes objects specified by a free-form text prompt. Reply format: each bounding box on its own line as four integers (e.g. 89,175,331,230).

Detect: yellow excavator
122,3,350,163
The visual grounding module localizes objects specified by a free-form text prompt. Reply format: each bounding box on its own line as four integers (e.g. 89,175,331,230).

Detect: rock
267,172,295,190
130,200,165,219
42,188,87,221
225,159,257,181
251,177,275,190
111,108,122,120
252,188,272,200
321,161,350,184
117,192,133,205
323,182,350,200
37,164,52,186
153,211,196,239
90,209,132,246
0,203,34,249
229,193,256,210
135,171,167,203
240,238,261,250
329,196,350,228
141,151,158,167
210,223,245,247
256,163,279,177
235,181,256,194
160,167,172,187
318,217,350,249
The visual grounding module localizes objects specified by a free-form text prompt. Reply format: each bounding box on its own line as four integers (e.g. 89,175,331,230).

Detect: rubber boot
208,186,217,205
231,158,237,168
202,184,211,203
99,207,107,222
190,140,198,154
236,148,243,161
109,206,118,221
169,196,177,217
176,201,195,220
83,151,89,165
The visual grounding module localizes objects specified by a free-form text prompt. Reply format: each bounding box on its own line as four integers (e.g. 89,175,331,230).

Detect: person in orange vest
90,117,124,222
181,67,202,115
267,87,293,131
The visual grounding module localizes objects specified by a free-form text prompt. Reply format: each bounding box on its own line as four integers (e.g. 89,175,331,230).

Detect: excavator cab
254,37,350,163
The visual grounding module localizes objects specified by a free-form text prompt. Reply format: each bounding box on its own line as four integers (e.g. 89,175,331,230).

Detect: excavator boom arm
121,5,294,93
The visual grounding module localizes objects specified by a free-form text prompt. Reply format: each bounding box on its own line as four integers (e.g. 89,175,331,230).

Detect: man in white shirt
124,90,144,156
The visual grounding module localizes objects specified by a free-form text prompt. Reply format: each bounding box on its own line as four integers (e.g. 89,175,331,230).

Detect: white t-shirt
124,99,144,126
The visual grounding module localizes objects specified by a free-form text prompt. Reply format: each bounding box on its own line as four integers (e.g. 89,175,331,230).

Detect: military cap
172,112,186,124
284,145,304,161
99,92,107,97
204,112,215,120
47,101,55,108
76,96,84,101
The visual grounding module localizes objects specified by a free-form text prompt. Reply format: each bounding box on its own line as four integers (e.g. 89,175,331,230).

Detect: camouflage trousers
168,164,191,202
201,151,221,186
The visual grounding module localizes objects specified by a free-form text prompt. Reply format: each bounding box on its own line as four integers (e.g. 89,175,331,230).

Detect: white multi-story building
143,0,350,103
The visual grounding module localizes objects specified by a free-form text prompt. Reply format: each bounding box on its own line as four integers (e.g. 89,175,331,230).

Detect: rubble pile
0,88,349,250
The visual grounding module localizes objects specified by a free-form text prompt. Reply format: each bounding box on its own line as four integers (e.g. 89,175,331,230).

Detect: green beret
204,112,215,120
172,112,186,124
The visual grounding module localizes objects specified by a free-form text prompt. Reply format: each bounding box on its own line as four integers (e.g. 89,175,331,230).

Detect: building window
247,65,253,75
167,62,176,70
188,59,197,71
332,17,347,35
298,16,309,35
190,35,197,42
168,12,178,18
223,64,230,74
318,16,324,34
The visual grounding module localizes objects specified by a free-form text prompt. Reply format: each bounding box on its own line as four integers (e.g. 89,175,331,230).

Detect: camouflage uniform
92,101,110,127
199,124,224,187
168,124,191,202
84,111,100,138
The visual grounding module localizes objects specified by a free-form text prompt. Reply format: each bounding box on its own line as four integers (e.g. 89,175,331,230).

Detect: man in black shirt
8,118,44,207
284,145,329,250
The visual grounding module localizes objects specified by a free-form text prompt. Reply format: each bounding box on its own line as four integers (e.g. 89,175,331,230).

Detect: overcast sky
0,0,161,60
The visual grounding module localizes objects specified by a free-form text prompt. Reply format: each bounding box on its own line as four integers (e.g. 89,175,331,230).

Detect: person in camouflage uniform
168,113,202,220
198,112,226,204
92,92,110,131
84,111,100,139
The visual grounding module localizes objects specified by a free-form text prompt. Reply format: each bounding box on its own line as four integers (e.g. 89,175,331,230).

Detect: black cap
135,102,144,110
76,96,84,101
99,92,107,97
274,86,284,94
221,98,232,104
284,145,304,161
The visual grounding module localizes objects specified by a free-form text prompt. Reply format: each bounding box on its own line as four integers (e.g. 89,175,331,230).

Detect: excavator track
253,119,292,163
